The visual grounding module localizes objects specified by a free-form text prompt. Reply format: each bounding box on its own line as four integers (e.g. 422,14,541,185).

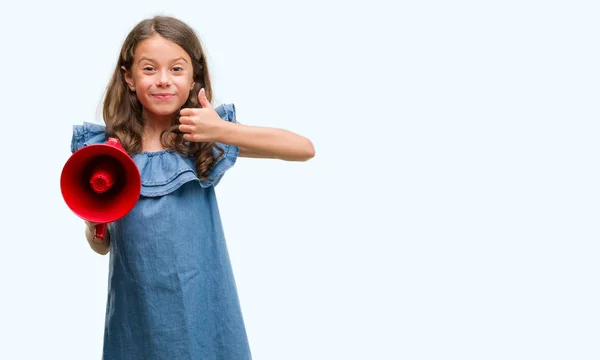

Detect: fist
179,88,226,143
85,220,98,231
85,221,102,243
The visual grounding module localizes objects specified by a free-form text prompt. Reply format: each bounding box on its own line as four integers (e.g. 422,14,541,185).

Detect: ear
121,66,136,91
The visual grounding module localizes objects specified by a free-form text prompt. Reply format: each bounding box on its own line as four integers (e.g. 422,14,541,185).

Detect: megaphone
60,137,141,242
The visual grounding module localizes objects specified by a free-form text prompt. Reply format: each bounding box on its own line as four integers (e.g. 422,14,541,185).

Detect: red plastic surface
60,137,142,227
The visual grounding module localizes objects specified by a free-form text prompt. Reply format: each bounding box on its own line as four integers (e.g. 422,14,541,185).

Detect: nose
156,70,171,87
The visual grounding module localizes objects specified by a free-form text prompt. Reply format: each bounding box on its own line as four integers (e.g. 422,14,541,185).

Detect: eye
142,66,155,71
172,66,184,72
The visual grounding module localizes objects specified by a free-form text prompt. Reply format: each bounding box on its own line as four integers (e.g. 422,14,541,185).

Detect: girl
72,16,314,359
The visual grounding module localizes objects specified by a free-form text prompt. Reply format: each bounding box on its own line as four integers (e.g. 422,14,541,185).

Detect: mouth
152,93,175,100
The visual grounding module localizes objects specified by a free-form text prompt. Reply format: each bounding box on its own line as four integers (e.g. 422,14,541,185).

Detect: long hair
103,16,223,180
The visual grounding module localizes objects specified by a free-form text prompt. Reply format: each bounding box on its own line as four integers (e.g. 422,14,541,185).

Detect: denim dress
70,104,252,360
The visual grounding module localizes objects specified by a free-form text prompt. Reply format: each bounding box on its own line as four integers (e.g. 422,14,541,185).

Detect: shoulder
71,122,107,153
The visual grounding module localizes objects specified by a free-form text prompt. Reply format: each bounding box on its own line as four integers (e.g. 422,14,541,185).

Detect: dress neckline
136,149,174,156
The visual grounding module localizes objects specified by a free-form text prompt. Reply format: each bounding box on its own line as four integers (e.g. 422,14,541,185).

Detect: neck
141,110,176,152
142,109,175,132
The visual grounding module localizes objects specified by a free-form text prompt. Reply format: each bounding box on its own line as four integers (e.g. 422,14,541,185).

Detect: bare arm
178,94,315,161
220,123,315,161
84,221,110,255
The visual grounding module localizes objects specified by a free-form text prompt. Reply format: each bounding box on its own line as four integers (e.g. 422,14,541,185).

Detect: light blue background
0,1,598,359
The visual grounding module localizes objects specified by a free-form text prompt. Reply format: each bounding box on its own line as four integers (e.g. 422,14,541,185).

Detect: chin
144,104,182,117
154,108,179,116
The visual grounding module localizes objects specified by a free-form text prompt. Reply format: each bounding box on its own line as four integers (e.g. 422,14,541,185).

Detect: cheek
176,79,193,101
132,79,154,107
134,76,153,92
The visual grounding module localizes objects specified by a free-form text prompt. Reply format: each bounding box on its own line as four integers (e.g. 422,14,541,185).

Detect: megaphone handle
94,223,107,241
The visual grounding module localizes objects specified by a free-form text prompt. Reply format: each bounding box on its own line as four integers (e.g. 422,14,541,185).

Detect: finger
178,124,194,134
180,108,197,117
178,116,194,125
85,221,98,232
183,133,197,142
198,88,213,109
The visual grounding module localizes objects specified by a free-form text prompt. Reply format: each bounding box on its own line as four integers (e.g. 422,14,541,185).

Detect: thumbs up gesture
179,88,227,143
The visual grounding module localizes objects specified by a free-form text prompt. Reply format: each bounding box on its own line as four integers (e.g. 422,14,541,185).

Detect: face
123,34,195,120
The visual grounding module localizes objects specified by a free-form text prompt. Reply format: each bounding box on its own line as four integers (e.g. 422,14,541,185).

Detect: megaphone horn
60,137,142,242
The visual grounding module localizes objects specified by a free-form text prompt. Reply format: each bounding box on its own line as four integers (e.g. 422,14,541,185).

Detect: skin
122,34,196,151
122,34,315,160
87,34,315,255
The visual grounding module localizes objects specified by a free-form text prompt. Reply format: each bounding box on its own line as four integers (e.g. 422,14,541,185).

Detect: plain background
1,0,599,359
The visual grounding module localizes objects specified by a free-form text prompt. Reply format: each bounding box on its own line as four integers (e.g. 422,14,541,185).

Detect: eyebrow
137,57,188,64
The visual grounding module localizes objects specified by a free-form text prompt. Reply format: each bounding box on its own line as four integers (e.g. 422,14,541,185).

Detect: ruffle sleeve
69,104,238,197
203,103,239,187
133,103,239,197
71,122,107,153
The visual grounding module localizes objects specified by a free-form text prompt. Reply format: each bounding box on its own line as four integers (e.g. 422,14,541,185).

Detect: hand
179,88,227,143
84,220,98,231
84,221,106,244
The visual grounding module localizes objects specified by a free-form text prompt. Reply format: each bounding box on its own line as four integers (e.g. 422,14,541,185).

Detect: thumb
198,88,212,109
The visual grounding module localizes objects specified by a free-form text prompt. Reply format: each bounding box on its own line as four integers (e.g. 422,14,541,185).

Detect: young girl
71,16,314,359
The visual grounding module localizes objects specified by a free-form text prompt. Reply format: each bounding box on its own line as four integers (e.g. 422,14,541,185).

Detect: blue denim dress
70,104,252,360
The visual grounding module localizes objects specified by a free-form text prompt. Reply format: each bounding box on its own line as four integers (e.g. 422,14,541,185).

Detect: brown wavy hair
103,16,223,180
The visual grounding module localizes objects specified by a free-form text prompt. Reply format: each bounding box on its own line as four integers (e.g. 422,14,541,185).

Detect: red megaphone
60,137,141,242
